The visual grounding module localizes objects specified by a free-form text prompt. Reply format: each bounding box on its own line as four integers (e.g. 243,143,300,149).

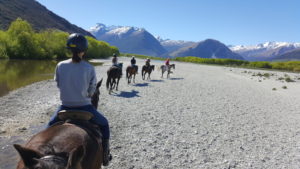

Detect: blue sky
36,0,300,45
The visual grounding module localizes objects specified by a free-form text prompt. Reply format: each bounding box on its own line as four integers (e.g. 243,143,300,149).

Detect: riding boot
102,139,112,166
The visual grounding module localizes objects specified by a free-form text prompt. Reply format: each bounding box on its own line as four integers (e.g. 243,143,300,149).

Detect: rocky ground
1,58,300,169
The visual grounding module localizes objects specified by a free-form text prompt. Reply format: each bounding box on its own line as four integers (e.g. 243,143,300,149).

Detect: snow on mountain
230,42,300,51
156,37,196,53
89,23,143,36
88,23,167,57
230,42,300,61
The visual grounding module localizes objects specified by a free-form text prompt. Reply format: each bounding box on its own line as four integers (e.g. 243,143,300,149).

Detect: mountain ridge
0,0,93,36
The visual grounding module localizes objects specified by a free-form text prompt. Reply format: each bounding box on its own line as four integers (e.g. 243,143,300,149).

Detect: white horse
160,64,175,78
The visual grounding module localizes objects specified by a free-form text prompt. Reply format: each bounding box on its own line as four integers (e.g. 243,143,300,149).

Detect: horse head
170,64,175,69
151,65,155,71
14,144,85,169
91,78,103,109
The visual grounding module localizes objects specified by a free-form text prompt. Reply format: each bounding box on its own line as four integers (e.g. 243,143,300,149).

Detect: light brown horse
126,65,138,84
160,64,175,78
142,65,155,80
14,80,104,169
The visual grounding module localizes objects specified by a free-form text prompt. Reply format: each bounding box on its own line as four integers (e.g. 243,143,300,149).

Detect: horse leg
133,73,136,83
116,78,120,91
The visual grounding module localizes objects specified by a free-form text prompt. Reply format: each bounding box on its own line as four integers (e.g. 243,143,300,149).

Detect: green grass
174,56,300,73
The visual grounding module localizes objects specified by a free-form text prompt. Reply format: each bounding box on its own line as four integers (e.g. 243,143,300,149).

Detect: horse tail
126,68,129,79
106,75,110,89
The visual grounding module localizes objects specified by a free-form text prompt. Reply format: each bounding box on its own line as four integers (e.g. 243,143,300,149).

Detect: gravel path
1,58,300,169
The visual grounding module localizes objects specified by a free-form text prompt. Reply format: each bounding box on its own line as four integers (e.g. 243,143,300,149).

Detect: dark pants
48,105,110,139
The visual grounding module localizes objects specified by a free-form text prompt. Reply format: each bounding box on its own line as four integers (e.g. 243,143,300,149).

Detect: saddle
57,110,102,142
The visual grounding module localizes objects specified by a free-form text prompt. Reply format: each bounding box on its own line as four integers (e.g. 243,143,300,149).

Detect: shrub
0,18,119,60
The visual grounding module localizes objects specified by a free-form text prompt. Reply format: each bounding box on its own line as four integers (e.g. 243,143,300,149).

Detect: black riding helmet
66,33,88,52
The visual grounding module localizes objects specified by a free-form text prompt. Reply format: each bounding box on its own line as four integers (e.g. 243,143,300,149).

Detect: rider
112,53,122,76
112,53,118,66
145,58,151,67
165,58,171,71
165,58,170,66
48,33,112,166
131,56,138,73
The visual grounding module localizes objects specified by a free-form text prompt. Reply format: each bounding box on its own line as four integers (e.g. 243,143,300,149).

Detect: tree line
0,18,119,59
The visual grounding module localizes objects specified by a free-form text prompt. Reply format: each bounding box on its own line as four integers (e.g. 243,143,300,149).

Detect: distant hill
0,0,93,36
89,23,167,57
170,39,244,60
272,48,300,61
157,37,196,54
230,42,300,61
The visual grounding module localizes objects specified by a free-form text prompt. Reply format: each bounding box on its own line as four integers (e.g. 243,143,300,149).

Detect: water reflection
0,60,102,97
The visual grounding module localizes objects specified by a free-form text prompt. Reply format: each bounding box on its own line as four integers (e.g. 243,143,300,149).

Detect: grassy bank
175,56,300,72
122,54,300,73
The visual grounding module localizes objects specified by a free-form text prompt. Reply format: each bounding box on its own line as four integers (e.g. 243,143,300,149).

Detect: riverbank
1,58,300,168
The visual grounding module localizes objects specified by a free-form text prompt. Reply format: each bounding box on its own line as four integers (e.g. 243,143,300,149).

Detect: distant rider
131,56,138,73
112,53,118,66
145,58,151,67
112,53,122,75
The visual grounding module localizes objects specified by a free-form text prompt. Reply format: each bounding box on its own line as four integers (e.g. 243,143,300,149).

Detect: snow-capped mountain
230,42,300,61
170,39,244,60
156,37,196,53
89,23,167,57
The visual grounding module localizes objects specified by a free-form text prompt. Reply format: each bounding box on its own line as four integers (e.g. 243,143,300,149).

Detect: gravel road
1,58,300,169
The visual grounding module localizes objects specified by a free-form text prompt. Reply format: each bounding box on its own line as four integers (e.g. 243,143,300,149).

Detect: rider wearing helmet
48,33,112,166
112,53,118,66
112,53,123,76
145,58,151,67
165,58,170,66
131,56,138,73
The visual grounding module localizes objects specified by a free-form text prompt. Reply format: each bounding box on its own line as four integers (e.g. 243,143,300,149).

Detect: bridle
40,155,67,166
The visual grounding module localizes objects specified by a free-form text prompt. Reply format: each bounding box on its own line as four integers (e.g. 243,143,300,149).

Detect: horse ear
67,145,85,168
14,144,42,167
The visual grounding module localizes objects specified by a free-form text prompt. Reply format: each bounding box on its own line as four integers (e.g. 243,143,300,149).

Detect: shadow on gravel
150,79,164,82
133,83,149,87
115,90,140,98
169,77,184,80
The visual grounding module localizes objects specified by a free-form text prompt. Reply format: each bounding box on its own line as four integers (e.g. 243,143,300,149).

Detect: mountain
230,42,300,61
157,37,196,54
272,48,300,61
89,23,167,57
0,0,93,36
170,39,244,60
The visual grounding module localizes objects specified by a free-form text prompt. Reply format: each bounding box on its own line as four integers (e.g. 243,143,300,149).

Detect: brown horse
142,65,155,80
160,64,175,78
14,80,104,169
126,65,138,84
106,64,122,94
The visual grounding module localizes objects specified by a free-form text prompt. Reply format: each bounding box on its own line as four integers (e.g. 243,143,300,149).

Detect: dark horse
14,80,104,169
126,65,138,84
142,65,155,80
106,63,122,94
160,64,175,78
